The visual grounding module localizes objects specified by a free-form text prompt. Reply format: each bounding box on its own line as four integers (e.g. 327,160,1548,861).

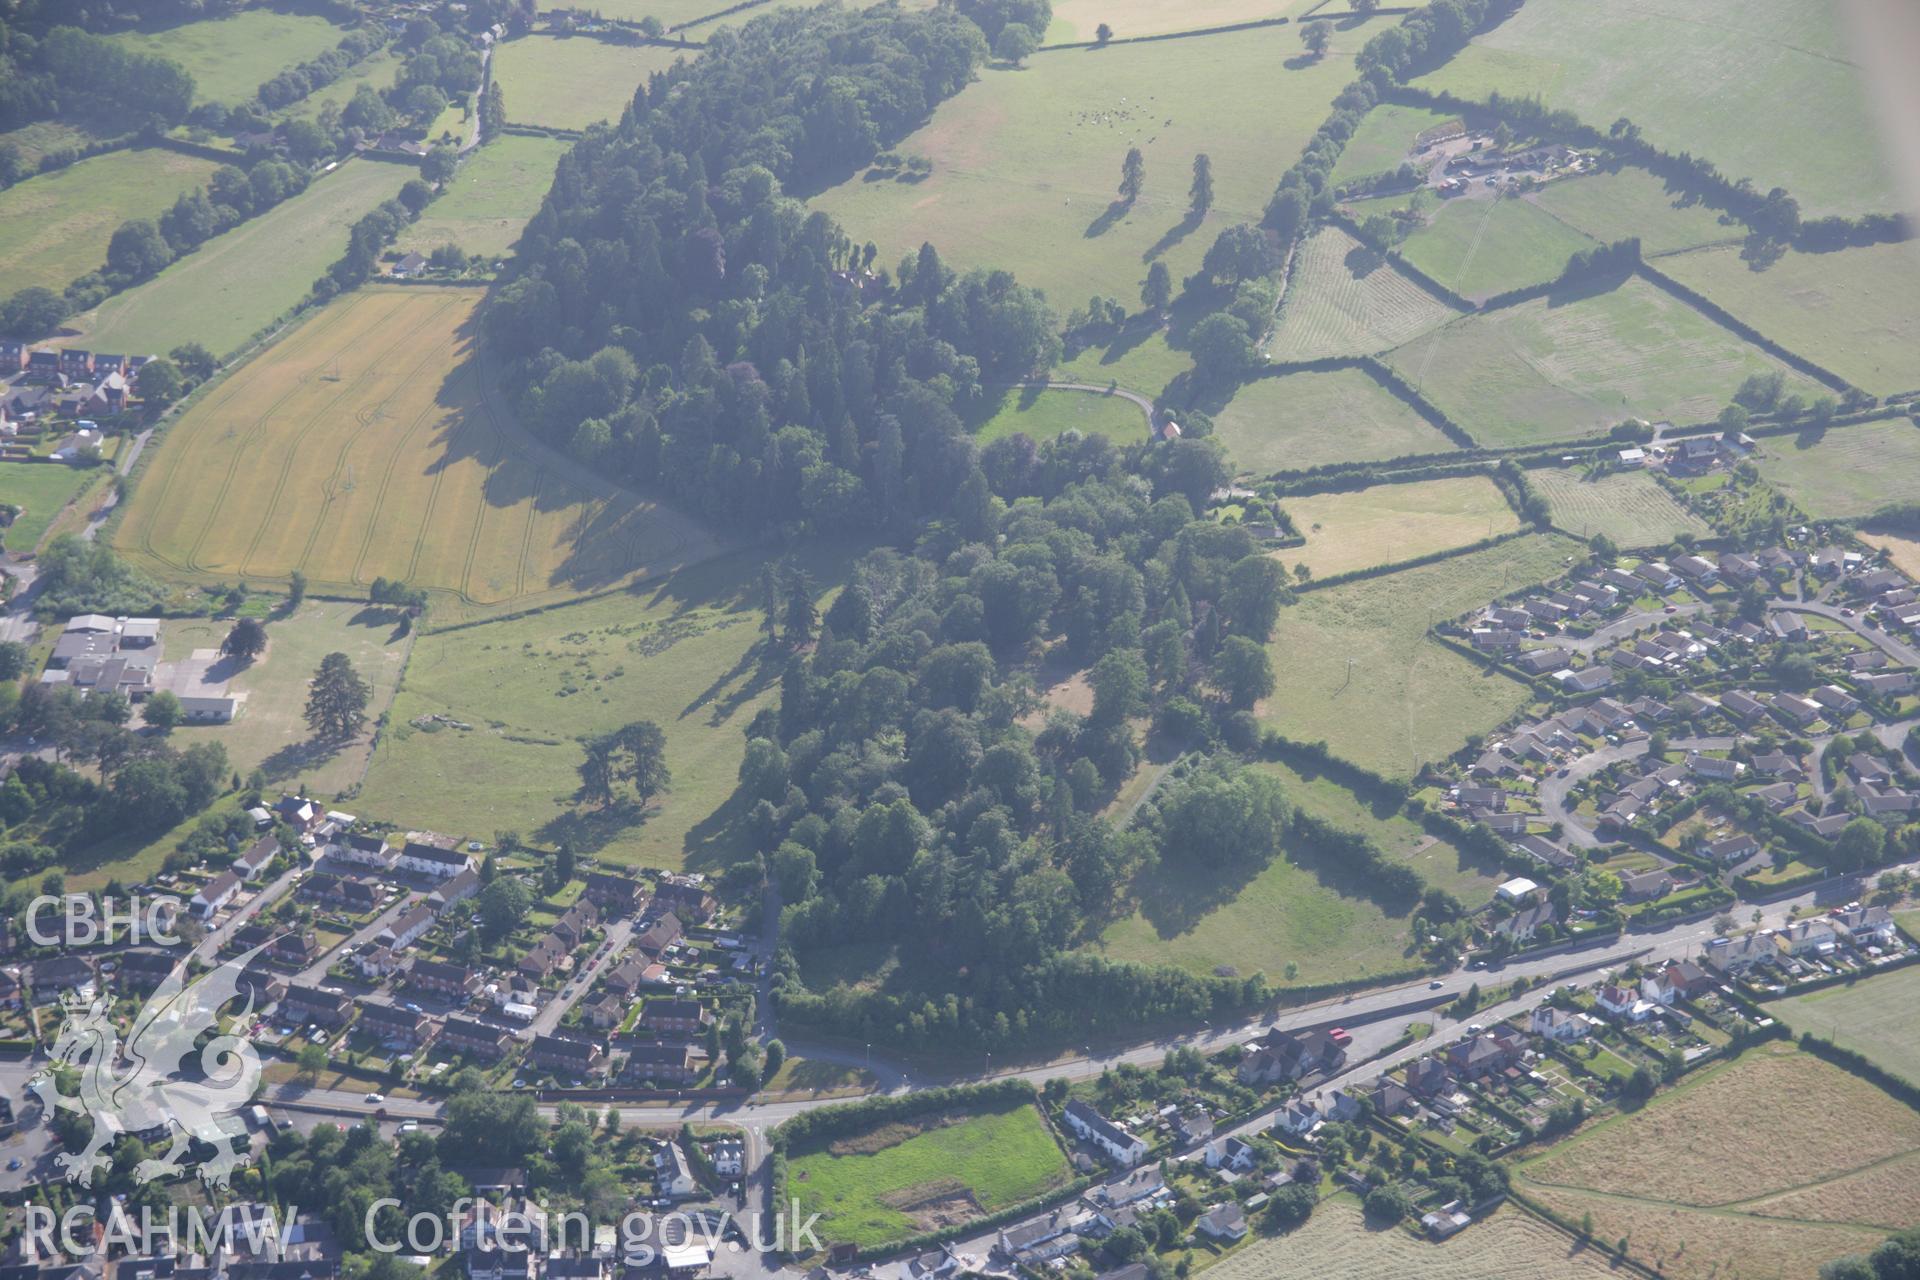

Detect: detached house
1062,1101,1146,1166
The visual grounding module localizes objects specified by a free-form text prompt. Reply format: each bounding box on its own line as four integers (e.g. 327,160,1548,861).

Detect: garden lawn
1383,276,1824,447
357,544,849,870
1753,419,1920,519
1529,167,1741,257
493,37,692,131
107,10,347,106
1776,965,1920,1085
1657,241,1920,398
0,463,103,554
1328,103,1458,186
1377,192,1598,300
1515,1044,1920,1280
152,600,411,795
1212,368,1459,474
0,147,221,299
787,1103,1071,1251
1258,533,1579,776
1280,475,1520,579
810,21,1385,323
1267,225,1457,361
397,135,569,260
967,387,1145,444
1531,466,1708,546
64,157,416,359
1411,0,1894,218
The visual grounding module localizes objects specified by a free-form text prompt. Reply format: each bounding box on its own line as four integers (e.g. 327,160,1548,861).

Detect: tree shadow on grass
1143,209,1204,262
258,735,352,785
1086,198,1133,239
678,787,758,875
535,796,655,855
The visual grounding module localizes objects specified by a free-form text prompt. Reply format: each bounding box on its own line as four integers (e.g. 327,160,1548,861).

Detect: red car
1328,1027,1353,1046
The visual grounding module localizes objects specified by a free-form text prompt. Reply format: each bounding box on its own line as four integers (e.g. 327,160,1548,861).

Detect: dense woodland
488,1,1059,531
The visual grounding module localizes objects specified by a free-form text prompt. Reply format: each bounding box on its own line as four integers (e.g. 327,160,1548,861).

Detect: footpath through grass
788,1102,1072,1252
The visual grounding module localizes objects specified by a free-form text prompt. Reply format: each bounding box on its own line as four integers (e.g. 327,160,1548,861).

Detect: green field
493,36,692,131
64,157,415,359
0,121,115,166
1658,242,1920,397
1256,757,1501,901
0,147,221,298
358,545,850,870
788,1102,1072,1250
1384,276,1823,447
1095,837,1417,986
565,0,734,26
281,48,404,123
1328,103,1457,186
1212,368,1460,474
1283,475,1520,579
1259,534,1579,775
1268,225,1458,361
1045,0,1310,43
1778,965,1920,1085
1753,418,1920,519
1532,466,1709,546
1412,0,1895,218
1370,193,1598,300
968,387,1145,444
811,21,1382,320
153,600,412,794
0,463,102,553
1529,167,1742,257
1053,329,1193,403
108,10,347,106
397,135,568,260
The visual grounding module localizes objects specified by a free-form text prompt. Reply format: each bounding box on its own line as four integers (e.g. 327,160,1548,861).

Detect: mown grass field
1269,225,1458,361
1092,828,1416,985
1754,419,1920,519
1255,756,1501,901
810,21,1383,322
1532,466,1708,546
1411,0,1894,219
1516,1044,1920,1280
0,463,103,554
967,387,1145,444
113,287,721,621
1043,0,1310,43
1383,277,1822,447
1777,966,1920,1085
358,544,848,869
493,36,692,131
397,135,568,260
65,158,415,359
108,10,347,106
1328,102,1456,186
1529,167,1741,257
1052,329,1192,403
1377,193,1597,300
1258,533,1579,775
155,600,411,794
1658,242,1920,398
1281,475,1520,579
788,1102,1072,1251
0,147,220,298
1207,1195,1625,1280
1212,368,1459,474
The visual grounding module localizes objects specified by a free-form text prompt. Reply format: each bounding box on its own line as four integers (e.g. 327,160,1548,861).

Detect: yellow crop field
114,287,720,624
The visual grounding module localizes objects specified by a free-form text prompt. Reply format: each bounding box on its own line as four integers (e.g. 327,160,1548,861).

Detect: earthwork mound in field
1267,226,1457,362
